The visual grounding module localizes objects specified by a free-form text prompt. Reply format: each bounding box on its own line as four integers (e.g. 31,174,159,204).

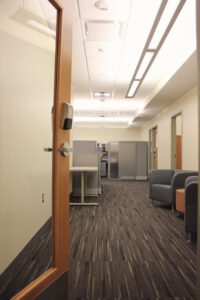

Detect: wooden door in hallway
150,126,158,169
171,114,182,170
176,135,182,169
0,0,74,299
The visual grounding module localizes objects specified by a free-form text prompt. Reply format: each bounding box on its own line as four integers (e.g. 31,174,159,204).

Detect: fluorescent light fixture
136,51,154,79
149,0,181,49
27,20,56,37
73,99,144,112
127,81,140,97
93,92,111,98
74,116,132,123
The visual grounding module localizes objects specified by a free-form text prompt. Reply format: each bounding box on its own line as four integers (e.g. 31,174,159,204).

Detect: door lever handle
44,147,53,152
59,142,73,157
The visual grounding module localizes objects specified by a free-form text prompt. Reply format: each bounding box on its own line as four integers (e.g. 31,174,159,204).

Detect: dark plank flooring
69,180,197,300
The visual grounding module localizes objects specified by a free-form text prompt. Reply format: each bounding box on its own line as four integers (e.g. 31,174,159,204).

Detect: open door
0,0,73,299
171,113,182,169
149,126,158,169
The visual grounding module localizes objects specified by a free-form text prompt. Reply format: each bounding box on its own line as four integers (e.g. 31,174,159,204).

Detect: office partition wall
108,142,119,179
136,142,148,180
108,141,148,180
72,140,101,195
118,142,137,179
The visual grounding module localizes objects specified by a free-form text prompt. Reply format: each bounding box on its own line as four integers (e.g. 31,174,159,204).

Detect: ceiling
0,0,197,129
71,0,197,128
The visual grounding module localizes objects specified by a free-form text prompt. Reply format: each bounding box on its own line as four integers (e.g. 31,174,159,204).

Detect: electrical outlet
42,193,45,203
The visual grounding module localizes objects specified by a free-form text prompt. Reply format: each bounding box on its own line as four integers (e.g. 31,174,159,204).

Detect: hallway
69,180,196,299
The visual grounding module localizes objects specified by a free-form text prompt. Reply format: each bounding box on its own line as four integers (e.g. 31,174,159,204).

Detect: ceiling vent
84,20,124,41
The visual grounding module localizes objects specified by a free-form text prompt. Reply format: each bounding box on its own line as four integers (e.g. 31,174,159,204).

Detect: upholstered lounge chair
149,169,198,209
185,176,198,241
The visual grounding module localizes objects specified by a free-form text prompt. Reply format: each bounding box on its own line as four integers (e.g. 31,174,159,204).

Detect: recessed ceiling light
94,0,109,11
93,92,111,98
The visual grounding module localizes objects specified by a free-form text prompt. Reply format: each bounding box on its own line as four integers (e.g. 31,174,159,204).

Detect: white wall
0,32,54,272
72,127,141,143
139,88,198,170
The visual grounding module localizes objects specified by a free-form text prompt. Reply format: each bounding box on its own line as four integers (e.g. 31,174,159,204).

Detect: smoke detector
94,0,109,11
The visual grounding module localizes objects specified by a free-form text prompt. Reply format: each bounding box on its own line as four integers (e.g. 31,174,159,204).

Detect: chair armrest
149,169,174,199
185,176,198,187
185,182,198,233
171,171,198,209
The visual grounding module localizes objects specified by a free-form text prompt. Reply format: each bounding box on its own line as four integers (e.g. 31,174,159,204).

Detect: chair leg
186,232,192,243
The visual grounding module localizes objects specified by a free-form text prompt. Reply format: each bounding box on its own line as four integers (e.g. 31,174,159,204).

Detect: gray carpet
69,180,196,300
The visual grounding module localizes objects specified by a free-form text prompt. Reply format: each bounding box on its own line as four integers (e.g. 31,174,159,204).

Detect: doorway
149,126,158,169
171,113,182,169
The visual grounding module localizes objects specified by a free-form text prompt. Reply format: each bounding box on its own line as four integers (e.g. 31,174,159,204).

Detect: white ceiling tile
85,40,122,57
88,57,118,75
73,19,83,41
72,41,85,57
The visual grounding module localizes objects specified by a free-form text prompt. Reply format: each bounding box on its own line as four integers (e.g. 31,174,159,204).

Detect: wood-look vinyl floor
69,180,197,300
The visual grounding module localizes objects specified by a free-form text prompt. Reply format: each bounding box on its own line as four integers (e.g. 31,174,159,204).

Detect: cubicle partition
118,142,137,180
108,142,119,179
108,141,148,180
72,140,101,196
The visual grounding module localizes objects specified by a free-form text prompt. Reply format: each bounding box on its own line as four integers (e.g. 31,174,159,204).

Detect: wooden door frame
171,112,182,169
196,1,200,299
149,126,158,169
11,0,73,299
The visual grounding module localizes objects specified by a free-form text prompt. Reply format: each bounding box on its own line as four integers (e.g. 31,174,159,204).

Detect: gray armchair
185,176,198,241
149,169,198,209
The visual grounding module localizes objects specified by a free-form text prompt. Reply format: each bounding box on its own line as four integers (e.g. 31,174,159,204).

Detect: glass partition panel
0,0,57,297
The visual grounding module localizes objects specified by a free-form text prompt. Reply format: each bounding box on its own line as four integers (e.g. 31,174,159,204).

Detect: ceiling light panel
135,0,196,100
136,52,154,79
73,99,144,112
148,0,181,49
74,116,132,123
127,81,140,98
83,20,124,41
116,0,162,91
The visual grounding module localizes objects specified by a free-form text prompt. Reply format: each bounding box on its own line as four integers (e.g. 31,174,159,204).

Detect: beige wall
139,87,198,170
72,127,141,143
0,32,54,272
176,114,182,135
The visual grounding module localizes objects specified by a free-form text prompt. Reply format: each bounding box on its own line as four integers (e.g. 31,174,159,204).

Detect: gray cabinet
119,142,137,180
108,141,148,180
108,142,119,179
136,142,148,180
